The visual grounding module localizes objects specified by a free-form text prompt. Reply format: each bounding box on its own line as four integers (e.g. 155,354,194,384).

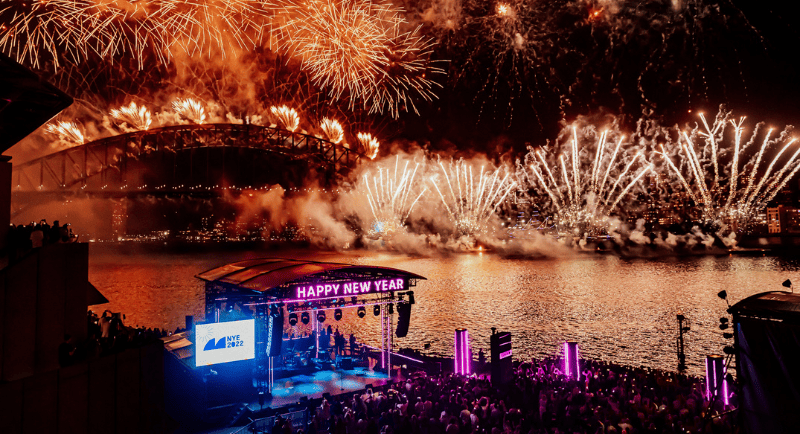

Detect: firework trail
172,98,207,124
320,118,344,144
0,0,271,69
659,109,798,228
273,0,443,117
360,155,428,237
357,132,380,159
270,105,300,132
45,121,87,145
110,102,153,131
430,158,516,237
523,123,652,235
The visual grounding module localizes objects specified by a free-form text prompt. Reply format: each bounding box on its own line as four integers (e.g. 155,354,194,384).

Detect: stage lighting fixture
317,312,327,323
301,312,310,325
704,354,729,405
408,291,415,305
783,279,793,292
563,341,580,380
374,305,381,316
357,306,366,318
289,313,298,326
388,303,394,314
717,290,727,300
334,309,343,321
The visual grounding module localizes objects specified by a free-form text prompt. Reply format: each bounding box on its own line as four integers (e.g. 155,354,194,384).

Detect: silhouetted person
30,223,44,248
58,334,76,367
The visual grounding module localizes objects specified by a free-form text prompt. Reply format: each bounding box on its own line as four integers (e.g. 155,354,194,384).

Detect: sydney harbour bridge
11,123,366,217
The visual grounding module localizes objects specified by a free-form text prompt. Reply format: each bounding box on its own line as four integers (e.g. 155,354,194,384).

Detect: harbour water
88,244,800,376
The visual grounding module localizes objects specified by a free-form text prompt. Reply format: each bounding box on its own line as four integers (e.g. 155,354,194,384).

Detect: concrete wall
1,243,89,381
0,343,166,434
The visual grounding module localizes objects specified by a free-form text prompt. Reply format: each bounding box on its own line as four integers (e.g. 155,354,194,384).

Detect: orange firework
0,0,271,69
270,105,300,132
172,98,207,124
111,102,153,131
45,121,86,145
274,0,442,117
321,118,344,144
357,132,380,159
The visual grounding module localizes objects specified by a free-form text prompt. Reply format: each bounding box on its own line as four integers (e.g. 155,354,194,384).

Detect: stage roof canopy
730,291,800,322
196,258,426,294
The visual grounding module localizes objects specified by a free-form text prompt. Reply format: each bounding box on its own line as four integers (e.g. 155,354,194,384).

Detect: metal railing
231,409,307,434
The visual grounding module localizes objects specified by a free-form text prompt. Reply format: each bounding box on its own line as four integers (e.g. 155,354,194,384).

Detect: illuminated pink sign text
294,278,405,300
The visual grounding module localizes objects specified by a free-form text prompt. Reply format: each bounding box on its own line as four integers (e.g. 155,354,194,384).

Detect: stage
246,366,392,411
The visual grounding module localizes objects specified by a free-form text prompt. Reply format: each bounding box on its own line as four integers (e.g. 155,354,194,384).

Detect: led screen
195,319,255,366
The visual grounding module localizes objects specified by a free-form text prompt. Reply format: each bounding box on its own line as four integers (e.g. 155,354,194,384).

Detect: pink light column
454,329,470,375
563,341,580,380
705,354,728,405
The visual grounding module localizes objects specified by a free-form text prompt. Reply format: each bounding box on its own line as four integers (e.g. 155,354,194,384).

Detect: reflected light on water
88,246,800,376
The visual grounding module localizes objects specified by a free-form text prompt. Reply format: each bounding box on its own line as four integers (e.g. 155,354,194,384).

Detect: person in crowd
30,222,44,248
58,334,76,367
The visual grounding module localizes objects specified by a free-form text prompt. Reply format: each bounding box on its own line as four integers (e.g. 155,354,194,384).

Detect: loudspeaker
266,310,284,357
396,302,411,338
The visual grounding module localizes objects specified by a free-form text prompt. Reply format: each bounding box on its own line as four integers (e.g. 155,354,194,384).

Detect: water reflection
88,245,800,376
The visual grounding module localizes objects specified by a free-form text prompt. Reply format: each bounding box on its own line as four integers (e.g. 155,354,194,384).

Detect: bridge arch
11,123,364,194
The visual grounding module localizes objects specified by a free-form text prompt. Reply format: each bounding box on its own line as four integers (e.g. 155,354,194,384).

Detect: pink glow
454,329,469,375
564,342,569,377
293,278,405,301
722,359,730,406
464,330,472,375
454,330,459,374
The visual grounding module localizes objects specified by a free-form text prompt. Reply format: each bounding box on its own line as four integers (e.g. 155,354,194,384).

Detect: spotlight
717,290,727,300
289,313,298,326
357,306,366,318
374,305,380,316
317,311,326,323
301,312,310,325
783,279,793,292
334,309,343,321
407,291,415,305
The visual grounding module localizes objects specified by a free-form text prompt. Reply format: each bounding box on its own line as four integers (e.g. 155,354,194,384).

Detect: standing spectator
58,334,76,367
30,223,44,248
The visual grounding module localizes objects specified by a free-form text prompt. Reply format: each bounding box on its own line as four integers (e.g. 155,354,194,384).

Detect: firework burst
320,118,344,144
360,155,428,237
524,124,653,235
659,109,799,228
273,0,443,117
45,121,87,145
357,132,380,159
110,102,153,131
172,98,207,124
430,158,517,237
270,105,300,132
0,0,271,69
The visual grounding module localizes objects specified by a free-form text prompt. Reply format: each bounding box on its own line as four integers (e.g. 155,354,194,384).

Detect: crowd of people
7,219,77,261
286,358,735,434
58,309,173,367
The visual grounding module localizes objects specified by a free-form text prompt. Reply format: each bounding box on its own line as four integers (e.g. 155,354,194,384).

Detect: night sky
4,0,800,158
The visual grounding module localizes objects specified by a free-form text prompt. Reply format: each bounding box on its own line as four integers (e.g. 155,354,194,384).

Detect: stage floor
246,366,392,411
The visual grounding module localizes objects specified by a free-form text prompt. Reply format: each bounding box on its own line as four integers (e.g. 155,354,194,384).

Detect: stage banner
196,319,255,366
